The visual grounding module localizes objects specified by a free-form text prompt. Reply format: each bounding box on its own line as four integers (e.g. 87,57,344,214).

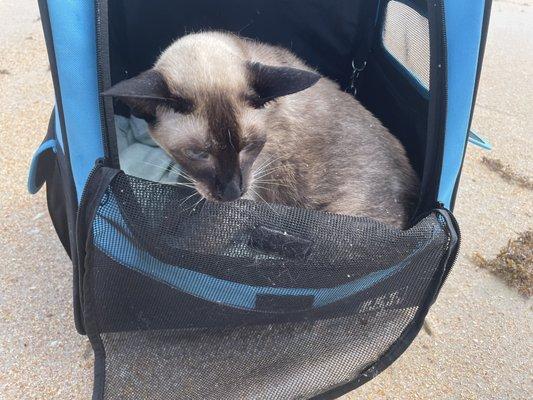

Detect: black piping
414,0,448,216
95,0,120,166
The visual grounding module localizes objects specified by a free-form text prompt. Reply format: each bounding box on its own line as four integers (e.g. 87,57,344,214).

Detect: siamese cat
104,31,419,228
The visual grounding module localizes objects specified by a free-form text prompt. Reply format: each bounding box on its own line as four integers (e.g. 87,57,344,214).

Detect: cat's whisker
140,161,196,184
252,166,285,181
249,188,280,216
169,181,197,188
172,168,195,182
253,161,284,174
253,178,290,185
252,157,283,177
188,196,206,215
255,155,283,171
172,184,197,190
252,178,292,188
140,160,174,172
177,192,200,206
171,169,195,183
250,185,274,192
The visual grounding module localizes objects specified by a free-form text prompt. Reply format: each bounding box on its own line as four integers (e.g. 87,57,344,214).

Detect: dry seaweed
481,156,533,190
473,231,533,297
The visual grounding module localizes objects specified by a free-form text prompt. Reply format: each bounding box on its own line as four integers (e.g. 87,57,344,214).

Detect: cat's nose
215,178,242,202
221,182,241,201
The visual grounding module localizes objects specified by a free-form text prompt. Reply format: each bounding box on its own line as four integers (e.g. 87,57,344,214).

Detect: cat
104,31,419,228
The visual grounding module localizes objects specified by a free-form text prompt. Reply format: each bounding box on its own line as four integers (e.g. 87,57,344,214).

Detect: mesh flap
81,172,456,400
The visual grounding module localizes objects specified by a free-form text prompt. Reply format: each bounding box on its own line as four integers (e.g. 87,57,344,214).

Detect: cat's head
104,32,320,201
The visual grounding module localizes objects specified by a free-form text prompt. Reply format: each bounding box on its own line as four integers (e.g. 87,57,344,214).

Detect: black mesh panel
80,172,455,399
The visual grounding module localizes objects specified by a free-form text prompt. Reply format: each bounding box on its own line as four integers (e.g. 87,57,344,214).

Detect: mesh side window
382,0,430,88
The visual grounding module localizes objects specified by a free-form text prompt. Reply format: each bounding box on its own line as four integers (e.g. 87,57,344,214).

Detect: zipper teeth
435,0,457,288
94,0,108,159
439,0,448,125
437,207,461,289
444,216,460,286
435,0,449,203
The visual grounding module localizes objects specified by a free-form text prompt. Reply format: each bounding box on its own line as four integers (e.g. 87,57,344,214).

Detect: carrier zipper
433,0,449,206
94,1,107,159
94,0,119,166
431,1,461,295
75,159,120,334
77,159,105,222
74,159,104,327
413,0,449,217
434,205,461,296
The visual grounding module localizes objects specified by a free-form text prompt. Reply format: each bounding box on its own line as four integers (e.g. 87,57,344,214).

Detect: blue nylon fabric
93,193,433,311
27,139,57,194
47,0,104,202
468,130,492,150
438,0,486,207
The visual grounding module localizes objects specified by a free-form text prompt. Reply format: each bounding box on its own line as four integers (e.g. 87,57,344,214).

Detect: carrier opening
103,0,435,218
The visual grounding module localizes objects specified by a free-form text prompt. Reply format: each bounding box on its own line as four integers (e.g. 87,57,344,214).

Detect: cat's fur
105,31,419,228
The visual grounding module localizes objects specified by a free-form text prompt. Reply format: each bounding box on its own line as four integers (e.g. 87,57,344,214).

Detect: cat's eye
184,148,209,160
243,138,266,152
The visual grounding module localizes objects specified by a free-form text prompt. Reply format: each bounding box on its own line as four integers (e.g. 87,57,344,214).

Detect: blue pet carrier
29,1,491,399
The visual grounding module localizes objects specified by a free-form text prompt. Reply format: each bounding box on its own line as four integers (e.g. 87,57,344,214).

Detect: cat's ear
102,69,170,121
247,62,321,104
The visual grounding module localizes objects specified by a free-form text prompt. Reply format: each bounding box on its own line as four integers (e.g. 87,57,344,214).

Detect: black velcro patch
249,225,312,260
255,294,314,312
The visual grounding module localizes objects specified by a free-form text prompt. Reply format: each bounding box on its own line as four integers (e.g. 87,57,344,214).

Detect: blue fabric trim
438,0,486,207
28,139,57,194
47,0,104,202
93,194,433,311
467,130,492,150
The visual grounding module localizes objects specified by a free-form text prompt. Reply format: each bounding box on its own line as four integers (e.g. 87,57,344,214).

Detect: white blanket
116,115,181,183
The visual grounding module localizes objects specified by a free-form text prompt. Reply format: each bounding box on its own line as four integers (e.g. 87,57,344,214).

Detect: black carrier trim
415,0,449,215
95,0,120,166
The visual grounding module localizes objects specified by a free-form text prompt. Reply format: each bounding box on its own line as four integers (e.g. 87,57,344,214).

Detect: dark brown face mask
102,63,320,201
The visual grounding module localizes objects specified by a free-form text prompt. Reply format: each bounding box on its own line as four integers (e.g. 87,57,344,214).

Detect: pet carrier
29,0,491,399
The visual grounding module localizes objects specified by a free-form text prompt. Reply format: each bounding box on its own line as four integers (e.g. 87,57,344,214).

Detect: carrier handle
27,115,58,195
